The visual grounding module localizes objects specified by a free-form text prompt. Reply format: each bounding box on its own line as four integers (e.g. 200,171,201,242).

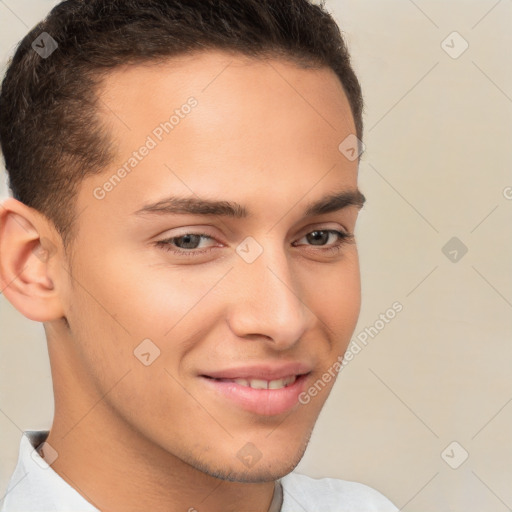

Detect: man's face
56,51,362,481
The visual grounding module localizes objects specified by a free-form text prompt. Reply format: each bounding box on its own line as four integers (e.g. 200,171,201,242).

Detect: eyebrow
134,189,366,219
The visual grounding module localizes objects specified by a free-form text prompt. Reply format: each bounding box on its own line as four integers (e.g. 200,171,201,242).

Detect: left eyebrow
133,189,366,219
304,189,366,216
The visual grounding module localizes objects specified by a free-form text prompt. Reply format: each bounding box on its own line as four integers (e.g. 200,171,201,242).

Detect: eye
155,228,354,258
155,233,217,257
292,229,354,255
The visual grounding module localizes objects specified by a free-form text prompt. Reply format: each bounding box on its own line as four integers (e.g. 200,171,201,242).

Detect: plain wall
1,1,511,510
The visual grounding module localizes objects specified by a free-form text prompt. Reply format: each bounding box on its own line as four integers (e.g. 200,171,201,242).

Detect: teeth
231,375,297,389
247,378,268,389
268,375,296,389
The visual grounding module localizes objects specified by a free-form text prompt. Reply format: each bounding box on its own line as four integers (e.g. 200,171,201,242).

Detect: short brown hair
0,0,363,248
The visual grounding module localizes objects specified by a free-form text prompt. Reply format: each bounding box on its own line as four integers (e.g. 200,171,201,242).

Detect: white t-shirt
0,431,398,511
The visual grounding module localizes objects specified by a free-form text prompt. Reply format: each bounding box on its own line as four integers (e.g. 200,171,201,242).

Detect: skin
0,50,363,512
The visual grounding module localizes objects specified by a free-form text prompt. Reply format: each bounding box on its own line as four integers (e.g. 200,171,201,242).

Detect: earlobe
0,198,65,322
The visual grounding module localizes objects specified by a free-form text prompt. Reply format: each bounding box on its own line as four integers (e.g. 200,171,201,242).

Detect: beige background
1,1,511,510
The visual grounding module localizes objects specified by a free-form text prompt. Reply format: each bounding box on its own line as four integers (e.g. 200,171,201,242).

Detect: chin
198,460,300,484
190,433,312,483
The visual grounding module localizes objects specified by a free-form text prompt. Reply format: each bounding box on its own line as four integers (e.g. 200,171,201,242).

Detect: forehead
95,49,356,151
80,50,358,224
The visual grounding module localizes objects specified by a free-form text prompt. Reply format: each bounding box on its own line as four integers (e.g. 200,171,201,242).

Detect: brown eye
294,229,353,249
305,230,331,245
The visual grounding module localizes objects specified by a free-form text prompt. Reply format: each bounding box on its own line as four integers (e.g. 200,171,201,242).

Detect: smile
201,373,310,416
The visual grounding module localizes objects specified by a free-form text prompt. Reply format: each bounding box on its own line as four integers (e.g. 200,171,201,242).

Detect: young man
0,1,397,510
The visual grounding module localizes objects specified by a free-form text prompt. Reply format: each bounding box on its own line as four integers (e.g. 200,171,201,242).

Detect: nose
226,241,316,350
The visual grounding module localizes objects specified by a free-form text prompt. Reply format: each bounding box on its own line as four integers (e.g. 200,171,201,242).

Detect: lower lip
200,374,310,416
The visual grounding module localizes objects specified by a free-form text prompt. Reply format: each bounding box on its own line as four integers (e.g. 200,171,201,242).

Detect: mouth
199,372,311,416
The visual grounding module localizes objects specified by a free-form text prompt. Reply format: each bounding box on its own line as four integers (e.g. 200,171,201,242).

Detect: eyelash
155,229,354,258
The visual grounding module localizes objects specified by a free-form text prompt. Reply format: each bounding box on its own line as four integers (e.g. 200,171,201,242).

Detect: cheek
64,262,206,428
303,251,361,342
77,245,222,341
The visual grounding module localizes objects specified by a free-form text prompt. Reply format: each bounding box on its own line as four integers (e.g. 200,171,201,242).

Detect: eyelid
296,221,350,237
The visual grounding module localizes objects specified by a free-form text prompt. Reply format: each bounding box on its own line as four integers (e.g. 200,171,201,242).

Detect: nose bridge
227,237,313,347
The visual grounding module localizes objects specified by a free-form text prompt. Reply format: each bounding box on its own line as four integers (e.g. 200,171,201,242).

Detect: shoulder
279,471,398,512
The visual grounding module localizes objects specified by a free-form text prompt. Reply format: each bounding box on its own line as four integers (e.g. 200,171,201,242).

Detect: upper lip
201,362,312,381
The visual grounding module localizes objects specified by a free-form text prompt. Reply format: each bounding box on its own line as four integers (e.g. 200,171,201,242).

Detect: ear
0,198,66,322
